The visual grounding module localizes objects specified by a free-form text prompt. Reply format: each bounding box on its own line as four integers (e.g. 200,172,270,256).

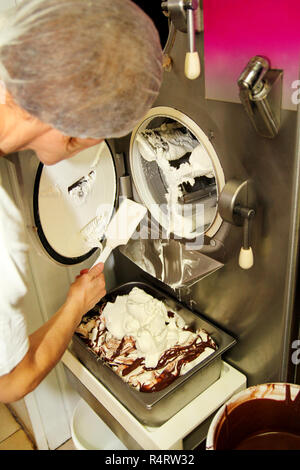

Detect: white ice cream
76,287,218,392
103,287,192,368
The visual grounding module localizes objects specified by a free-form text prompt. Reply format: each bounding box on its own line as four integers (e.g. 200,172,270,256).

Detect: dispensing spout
238,56,269,93
238,56,283,138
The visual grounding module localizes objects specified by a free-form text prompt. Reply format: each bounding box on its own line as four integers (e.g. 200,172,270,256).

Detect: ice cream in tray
76,286,217,392
72,282,236,425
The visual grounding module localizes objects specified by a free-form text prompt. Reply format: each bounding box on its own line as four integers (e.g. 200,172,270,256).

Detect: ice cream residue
68,170,96,206
136,122,215,237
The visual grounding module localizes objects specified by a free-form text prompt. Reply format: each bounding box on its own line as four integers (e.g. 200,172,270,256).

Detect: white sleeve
0,187,29,376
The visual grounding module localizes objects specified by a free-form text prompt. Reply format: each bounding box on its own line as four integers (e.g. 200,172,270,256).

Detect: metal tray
71,281,236,426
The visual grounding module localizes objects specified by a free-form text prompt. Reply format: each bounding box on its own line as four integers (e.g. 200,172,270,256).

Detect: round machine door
33,141,117,265
129,106,225,241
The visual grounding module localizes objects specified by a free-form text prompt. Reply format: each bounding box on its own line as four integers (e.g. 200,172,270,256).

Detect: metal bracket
219,179,256,269
238,56,283,139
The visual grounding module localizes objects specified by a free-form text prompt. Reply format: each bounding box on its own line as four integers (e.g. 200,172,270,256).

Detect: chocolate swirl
77,304,217,393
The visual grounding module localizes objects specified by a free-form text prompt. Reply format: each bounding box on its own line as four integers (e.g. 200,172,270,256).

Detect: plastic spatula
90,199,147,268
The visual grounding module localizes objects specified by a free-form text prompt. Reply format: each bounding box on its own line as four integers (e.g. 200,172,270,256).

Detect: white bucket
71,399,127,450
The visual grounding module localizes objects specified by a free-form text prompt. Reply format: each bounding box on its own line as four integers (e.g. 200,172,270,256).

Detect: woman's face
27,126,103,165
4,91,104,165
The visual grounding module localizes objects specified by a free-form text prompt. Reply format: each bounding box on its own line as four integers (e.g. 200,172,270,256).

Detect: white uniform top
0,186,29,376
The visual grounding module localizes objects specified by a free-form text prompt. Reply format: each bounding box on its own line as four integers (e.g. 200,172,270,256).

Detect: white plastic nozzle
239,247,254,270
185,52,201,80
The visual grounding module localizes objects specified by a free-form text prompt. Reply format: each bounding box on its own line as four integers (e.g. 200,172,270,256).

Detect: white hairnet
0,0,163,138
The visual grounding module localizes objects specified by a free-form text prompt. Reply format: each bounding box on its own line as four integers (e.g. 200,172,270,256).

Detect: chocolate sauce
139,338,216,393
214,385,300,450
79,303,217,393
110,337,126,361
235,431,300,450
140,368,176,392
95,326,107,345
122,357,144,377
145,338,215,372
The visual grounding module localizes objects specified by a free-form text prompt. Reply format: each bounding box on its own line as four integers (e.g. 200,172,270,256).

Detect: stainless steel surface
279,97,300,382
219,179,255,227
240,211,255,251
219,179,256,253
114,28,300,387
162,0,187,33
238,56,270,92
238,56,283,138
71,281,236,426
120,239,224,289
119,176,133,199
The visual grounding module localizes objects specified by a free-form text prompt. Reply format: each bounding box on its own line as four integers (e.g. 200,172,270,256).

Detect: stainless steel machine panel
114,28,300,387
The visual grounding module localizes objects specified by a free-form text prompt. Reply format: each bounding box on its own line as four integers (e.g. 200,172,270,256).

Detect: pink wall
203,0,300,110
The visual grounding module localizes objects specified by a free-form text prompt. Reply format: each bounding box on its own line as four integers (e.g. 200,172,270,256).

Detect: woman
0,0,162,402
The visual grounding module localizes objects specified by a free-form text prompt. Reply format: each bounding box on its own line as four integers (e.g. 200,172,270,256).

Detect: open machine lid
33,141,117,265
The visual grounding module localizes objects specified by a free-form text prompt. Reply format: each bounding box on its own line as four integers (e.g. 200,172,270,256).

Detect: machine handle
162,0,201,80
185,1,200,79
234,206,255,270
219,180,256,271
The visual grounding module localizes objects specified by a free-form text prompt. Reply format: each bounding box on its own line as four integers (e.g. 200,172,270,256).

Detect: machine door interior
130,106,225,241
33,141,117,265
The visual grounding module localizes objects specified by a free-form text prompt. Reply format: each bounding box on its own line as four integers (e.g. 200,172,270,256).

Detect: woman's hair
0,0,163,138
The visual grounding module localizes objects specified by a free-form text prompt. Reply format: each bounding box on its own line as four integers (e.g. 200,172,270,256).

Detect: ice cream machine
26,0,300,449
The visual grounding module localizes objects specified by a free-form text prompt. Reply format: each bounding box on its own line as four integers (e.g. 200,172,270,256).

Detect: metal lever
161,0,201,79
185,0,200,79
234,206,255,270
238,56,283,139
219,180,256,270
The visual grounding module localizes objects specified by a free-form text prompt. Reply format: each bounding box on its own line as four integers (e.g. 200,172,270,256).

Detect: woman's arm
0,263,106,403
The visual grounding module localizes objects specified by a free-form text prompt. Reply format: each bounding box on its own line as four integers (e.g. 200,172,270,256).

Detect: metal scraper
88,198,147,267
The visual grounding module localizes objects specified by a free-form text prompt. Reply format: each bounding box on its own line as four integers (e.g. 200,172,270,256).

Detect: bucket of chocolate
206,383,300,450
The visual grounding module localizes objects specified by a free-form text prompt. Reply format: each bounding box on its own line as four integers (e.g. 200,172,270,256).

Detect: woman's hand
66,263,106,318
